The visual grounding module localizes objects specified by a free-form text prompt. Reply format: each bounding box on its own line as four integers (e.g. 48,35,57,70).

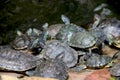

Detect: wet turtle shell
68,31,97,49
28,58,68,80
110,63,120,76
40,40,78,67
0,45,39,71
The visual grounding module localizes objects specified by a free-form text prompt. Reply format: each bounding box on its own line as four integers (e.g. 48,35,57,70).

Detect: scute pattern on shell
0,45,38,71
41,40,78,67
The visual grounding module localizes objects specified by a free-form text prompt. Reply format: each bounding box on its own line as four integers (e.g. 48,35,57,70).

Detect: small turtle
11,28,45,51
27,58,68,80
68,31,97,54
85,53,112,68
0,45,41,71
39,40,78,68
71,53,112,72
110,63,120,76
56,15,86,43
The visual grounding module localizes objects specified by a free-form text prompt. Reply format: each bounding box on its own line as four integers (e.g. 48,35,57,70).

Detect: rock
84,69,112,80
68,70,93,80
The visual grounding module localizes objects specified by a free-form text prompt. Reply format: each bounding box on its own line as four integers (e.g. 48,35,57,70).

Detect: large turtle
55,15,86,43
0,45,41,71
38,40,78,68
27,58,68,80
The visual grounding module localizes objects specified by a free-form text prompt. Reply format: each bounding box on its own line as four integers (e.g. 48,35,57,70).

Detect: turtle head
61,14,70,25
92,14,101,29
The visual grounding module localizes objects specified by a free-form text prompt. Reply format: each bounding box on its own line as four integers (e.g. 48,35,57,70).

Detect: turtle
38,40,78,68
0,45,41,71
87,14,108,48
110,62,120,76
109,51,120,76
55,14,86,43
11,27,46,52
11,30,30,50
26,58,68,80
85,53,112,68
68,31,97,54
90,14,120,48
111,36,120,48
71,52,112,72
99,18,120,46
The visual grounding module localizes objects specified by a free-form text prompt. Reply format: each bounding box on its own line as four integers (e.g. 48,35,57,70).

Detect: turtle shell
110,63,120,76
30,59,68,80
0,45,39,71
68,31,97,48
85,54,112,68
40,40,78,67
56,23,86,43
